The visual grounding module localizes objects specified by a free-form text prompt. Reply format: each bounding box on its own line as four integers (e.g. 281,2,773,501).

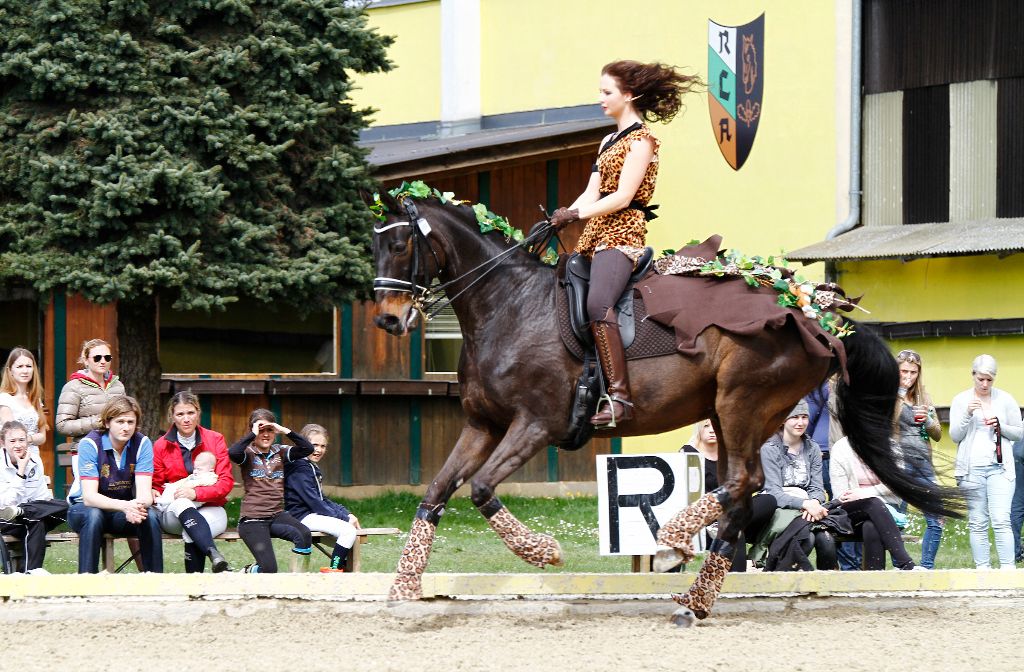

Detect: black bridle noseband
372,197,555,321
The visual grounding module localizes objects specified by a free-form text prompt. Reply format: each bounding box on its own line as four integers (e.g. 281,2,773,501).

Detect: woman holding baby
152,391,234,573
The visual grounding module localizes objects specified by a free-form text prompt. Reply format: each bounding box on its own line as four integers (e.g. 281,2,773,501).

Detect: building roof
785,219,1024,263
361,117,615,180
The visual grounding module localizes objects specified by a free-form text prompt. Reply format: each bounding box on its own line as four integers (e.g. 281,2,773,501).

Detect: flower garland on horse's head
372,180,523,241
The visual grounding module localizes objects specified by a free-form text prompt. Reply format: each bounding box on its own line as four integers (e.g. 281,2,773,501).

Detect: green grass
26,492,1013,574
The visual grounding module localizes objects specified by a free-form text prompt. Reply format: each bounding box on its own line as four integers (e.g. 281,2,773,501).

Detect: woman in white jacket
830,436,918,570
950,354,1023,569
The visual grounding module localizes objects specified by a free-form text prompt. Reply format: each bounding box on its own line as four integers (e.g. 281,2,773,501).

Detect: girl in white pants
284,424,360,571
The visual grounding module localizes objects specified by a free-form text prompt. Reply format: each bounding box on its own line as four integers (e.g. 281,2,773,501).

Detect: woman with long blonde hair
0,348,48,457
894,349,943,568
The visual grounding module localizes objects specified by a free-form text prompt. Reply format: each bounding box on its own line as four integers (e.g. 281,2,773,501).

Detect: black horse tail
836,320,962,518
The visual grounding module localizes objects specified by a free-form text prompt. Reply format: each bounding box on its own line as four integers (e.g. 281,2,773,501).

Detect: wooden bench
1,528,401,573
101,527,402,573
1,532,80,573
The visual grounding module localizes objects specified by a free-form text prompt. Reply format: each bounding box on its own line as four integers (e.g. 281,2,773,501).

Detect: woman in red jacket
152,391,234,572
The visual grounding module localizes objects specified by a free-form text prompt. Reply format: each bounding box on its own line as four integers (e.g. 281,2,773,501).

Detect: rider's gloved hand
549,207,580,230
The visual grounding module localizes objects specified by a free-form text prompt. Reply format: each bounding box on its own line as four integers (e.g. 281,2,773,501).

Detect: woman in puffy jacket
55,338,126,444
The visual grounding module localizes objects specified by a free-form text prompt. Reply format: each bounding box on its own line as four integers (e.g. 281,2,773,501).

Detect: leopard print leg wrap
670,551,732,618
488,506,563,568
387,517,437,602
655,490,726,563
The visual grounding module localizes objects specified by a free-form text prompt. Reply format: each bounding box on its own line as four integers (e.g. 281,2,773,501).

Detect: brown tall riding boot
590,308,634,428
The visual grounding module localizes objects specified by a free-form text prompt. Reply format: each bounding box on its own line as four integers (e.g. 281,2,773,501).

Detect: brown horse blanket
637,236,848,378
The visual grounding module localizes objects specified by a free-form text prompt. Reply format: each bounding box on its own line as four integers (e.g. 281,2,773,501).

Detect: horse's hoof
669,607,700,627
387,573,423,602
548,540,564,567
653,546,687,573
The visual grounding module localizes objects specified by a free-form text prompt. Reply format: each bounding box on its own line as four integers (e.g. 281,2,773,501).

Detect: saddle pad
556,285,678,361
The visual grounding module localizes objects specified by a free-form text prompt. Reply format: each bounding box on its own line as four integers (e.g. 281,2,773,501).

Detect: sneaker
911,565,929,571
208,549,229,573
0,505,22,522
26,567,51,576
319,567,345,573
239,563,260,574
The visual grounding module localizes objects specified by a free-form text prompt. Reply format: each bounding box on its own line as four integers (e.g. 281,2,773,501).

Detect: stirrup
594,393,634,428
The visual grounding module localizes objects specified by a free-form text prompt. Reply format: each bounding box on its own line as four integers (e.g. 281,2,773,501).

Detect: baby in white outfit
156,452,218,512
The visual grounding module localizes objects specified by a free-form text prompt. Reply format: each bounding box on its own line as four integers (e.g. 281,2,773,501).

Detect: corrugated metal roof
785,220,1024,262
362,118,610,180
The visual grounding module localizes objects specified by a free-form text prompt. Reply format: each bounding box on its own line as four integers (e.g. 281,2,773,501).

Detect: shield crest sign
708,14,764,170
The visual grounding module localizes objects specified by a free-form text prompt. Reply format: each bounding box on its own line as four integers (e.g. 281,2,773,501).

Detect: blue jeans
960,465,1015,568
1011,455,1024,560
908,457,944,569
68,502,164,574
837,541,862,570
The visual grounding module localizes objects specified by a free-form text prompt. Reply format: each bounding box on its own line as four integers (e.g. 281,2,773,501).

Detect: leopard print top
574,123,661,261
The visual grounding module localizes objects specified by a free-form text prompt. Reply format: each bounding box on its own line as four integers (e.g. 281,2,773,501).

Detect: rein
373,198,555,321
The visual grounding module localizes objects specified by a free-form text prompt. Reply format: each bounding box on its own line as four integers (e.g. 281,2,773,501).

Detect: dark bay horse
371,192,955,624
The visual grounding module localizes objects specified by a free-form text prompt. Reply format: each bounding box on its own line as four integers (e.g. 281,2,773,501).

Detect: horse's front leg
388,420,498,602
469,420,563,568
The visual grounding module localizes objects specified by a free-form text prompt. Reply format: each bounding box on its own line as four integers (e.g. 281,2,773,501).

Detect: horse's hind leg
653,486,733,570
389,421,498,601
669,417,766,626
470,420,563,568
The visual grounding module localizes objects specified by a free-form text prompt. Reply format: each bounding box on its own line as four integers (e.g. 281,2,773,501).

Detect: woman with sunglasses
56,338,126,446
894,349,944,568
950,354,1023,569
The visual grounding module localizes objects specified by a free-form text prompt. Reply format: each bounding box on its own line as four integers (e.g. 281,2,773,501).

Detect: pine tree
0,0,392,433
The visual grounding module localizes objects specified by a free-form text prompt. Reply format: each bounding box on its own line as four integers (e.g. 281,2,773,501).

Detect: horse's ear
357,188,376,207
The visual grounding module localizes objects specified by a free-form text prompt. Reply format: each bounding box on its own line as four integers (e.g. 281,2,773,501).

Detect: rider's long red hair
602,60,704,123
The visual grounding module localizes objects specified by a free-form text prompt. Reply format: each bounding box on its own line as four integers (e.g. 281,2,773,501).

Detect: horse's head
369,190,444,336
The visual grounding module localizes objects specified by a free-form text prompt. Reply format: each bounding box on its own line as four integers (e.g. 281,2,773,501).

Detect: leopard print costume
488,506,563,568
671,551,732,618
387,517,436,601
575,123,661,263
655,491,725,563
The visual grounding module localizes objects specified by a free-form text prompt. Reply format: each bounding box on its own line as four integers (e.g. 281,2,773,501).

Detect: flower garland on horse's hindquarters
655,246,864,338
371,181,861,337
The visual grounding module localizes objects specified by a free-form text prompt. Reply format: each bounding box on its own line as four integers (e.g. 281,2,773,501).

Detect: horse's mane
375,188,555,267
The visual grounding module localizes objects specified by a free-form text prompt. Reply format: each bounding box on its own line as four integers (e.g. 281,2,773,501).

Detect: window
159,297,336,375
0,290,40,365
424,302,461,374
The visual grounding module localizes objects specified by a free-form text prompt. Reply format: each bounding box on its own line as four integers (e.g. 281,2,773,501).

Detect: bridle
372,197,555,321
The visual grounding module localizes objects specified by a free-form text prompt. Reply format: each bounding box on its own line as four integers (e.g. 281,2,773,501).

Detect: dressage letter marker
597,453,706,555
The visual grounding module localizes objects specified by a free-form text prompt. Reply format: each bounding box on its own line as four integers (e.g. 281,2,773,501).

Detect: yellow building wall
350,1,442,126
835,257,1024,322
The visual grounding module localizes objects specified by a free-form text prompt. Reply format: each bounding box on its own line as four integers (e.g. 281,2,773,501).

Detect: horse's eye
389,240,407,254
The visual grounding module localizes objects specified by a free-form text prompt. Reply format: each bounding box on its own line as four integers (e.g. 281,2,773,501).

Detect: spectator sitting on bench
756,400,838,570
66,396,163,573
830,436,920,570
285,424,360,573
0,420,69,573
230,409,315,573
152,391,233,573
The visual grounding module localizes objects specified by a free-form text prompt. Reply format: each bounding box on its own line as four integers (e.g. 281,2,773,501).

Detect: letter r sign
597,452,706,555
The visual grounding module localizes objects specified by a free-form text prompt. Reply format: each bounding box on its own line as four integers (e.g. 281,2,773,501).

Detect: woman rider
549,60,701,427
